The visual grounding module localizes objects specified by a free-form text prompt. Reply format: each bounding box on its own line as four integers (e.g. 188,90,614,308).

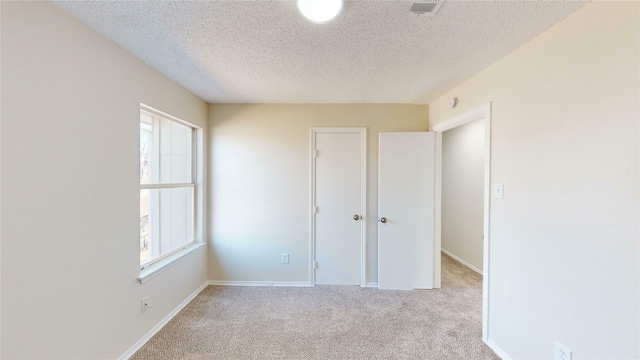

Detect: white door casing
310,128,367,286
378,132,435,290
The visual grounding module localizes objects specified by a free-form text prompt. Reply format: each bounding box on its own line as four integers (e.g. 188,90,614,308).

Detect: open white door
378,132,435,290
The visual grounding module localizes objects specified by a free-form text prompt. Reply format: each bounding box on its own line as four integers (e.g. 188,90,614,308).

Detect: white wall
441,119,485,272
1,2,208,359
208,104,428,284
430,2,639,359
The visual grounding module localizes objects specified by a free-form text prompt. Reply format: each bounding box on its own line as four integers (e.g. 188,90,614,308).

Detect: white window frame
138,104,205,283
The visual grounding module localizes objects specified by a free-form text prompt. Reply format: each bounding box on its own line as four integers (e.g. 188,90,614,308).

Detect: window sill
138,242,206,284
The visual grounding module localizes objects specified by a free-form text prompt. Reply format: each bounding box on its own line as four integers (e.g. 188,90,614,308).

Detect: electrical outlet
555,341,571,360
281,253,289,264
141,296,151,313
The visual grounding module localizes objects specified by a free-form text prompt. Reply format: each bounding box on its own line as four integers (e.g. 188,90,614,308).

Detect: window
140,106,196,269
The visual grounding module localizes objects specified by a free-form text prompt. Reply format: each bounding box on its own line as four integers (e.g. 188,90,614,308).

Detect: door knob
353,215,360,221
379,217,387,223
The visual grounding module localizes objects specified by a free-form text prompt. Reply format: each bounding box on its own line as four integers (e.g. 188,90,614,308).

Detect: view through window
140,108,195,267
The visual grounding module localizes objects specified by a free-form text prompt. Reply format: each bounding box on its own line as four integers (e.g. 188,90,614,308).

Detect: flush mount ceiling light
297,0,343,24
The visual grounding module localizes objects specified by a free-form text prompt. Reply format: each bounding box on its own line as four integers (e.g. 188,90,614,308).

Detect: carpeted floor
131,254,499,359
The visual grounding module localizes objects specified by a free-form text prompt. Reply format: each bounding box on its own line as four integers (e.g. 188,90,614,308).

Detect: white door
314,131,364,285
378,132,435,290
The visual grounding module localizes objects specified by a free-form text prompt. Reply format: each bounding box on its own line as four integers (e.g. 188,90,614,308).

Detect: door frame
309,127,367,287
430,103,491,341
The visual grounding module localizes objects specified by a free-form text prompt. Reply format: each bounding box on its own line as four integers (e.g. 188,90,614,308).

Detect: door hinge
314,206,318,213
314,261,319,269
314,150,319,158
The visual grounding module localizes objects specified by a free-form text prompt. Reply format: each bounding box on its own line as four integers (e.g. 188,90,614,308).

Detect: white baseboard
485,339,512,360
365,282,378,288
208,280,312,287
119,281,209,360
442,249,483,275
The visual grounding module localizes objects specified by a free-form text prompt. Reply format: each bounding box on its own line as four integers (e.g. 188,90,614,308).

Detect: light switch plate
494,184,504,199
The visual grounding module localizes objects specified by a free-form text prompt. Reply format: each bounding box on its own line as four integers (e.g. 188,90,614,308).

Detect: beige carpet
131,254,499,359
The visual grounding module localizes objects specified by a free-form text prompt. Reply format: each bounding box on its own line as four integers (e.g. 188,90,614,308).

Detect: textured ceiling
52,0,587,104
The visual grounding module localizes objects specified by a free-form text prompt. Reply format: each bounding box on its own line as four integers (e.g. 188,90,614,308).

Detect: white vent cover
410,0,444,16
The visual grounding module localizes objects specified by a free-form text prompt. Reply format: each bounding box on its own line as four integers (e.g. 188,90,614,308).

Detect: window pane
140,187,194,265
140,189,150,264
140,110,193,185
159,118,192,183
140,127,151,185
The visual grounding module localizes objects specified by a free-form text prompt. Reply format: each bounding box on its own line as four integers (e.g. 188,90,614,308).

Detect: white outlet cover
494,183,504,199
555,341,572,360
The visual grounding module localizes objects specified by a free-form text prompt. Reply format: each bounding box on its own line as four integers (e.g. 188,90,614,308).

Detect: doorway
310,128,367,286
431,103,491,341
441,119,485,273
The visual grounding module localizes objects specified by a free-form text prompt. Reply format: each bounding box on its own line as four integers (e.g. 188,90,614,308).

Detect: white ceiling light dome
297,0,343,24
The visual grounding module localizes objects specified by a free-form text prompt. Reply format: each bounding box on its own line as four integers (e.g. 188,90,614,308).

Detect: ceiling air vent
410,0,444,16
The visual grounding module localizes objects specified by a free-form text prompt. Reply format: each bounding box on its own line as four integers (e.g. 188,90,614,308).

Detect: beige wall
441,119,485,272
4,1,638,359
208,104,428,284
1,2,208,359
430,2,639,359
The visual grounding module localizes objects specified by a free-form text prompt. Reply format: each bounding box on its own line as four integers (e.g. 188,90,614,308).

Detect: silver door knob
353,215,360,221
379,217,387,223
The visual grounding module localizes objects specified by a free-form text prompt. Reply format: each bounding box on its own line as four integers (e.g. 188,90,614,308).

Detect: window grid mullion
140,183,195,190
